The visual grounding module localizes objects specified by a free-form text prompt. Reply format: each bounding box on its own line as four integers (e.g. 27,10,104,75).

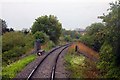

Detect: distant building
75,28,86,36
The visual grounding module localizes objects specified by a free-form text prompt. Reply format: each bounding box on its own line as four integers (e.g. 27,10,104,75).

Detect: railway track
27,43,71,79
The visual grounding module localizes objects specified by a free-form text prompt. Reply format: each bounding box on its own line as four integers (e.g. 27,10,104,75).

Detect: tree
61,29,81,40
86,23,105,35
0,19,8,34
31,15,62,44
80,23,105,52
0,19,14,35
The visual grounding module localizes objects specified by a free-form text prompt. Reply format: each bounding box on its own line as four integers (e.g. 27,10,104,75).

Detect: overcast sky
0,0,116,30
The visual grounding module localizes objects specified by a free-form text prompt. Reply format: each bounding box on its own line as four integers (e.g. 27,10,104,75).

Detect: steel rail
50,45,69,80
27,43,70,80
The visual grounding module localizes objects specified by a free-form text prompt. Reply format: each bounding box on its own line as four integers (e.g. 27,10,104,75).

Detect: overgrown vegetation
41,40,55,51
80,23,105,52
2,32,34,66
80,0,120,78
2,54,36,79
33,31,49,45
65,48,99,78
65,53,85,78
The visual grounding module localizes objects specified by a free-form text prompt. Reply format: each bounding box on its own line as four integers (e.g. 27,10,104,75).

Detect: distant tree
64,35,72,42
86,23,105,35
9,28,14,32
22,28,30,34
31,15,62,44
0,19,8,34
0,19,14,34
62,29,81,40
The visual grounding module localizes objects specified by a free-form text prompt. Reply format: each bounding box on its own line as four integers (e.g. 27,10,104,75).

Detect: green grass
2,54,36,79
64,53,85,78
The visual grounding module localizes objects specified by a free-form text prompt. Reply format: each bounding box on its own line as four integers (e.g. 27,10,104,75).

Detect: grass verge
2,54,36,79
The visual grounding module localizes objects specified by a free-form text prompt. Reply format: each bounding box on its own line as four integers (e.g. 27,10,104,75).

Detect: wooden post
75,45,78,52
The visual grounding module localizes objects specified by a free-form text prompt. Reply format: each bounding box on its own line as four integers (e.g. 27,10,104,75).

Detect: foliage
2,32,34,66
97,0,120,78
80,34,94,48
62,29,81,40
65,50,98,78
2,54,36,79
64,35,72,42
41,40,55,51
33,31,49,45
86,23,105,35
31,15,62,44
80,23,105,52
0,19,14,34
97,41,114,76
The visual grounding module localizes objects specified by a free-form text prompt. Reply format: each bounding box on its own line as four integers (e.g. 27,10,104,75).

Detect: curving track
16,43,71,79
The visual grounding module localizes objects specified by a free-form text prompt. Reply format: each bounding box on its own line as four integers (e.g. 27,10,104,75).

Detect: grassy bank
2,54,36,79
65,44,99,78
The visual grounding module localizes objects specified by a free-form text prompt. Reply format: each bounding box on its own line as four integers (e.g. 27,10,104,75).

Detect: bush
41,40,55,51
64,35,72,42
98,41,120,78
2,32,25,52
2,32,34,66
80,35,94,48
33,31,49,45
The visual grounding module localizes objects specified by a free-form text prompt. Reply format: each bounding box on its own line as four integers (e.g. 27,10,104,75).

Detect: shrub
2,32,34,66
33,31,49,45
